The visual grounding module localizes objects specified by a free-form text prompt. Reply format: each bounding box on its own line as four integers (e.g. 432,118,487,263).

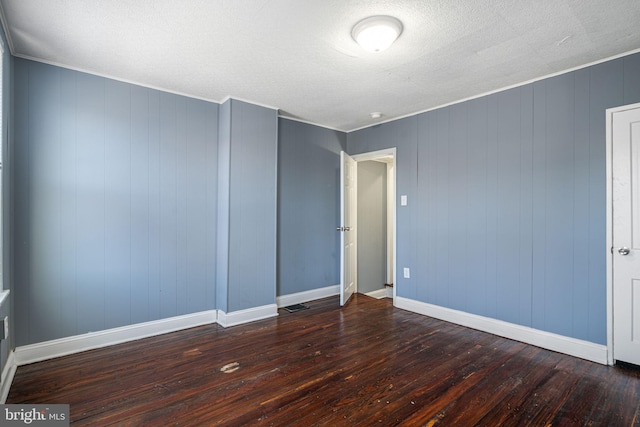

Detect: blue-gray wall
348,52,640,345
0,23,11,379
216,101,231,311
357,161,387,294
218,99,278,312
12,59,218,346
277,119,345,296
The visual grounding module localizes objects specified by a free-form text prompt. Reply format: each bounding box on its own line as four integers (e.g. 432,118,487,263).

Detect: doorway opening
339,148,396,305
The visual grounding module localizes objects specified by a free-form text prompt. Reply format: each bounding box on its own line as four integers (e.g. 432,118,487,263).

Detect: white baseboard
276,285,339,308
14,310,218,366
6,304,276,395
217,304,278,328
365,288,390,299
395,296,608,365
0,350,16,403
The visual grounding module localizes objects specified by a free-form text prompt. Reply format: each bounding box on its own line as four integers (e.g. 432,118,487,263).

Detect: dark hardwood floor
7,294,640,426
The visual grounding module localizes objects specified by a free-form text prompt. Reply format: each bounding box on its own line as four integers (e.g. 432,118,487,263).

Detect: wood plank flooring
7,294,640,426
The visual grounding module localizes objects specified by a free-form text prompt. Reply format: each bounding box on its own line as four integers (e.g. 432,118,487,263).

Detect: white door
340,151,357,306
612,105,640,365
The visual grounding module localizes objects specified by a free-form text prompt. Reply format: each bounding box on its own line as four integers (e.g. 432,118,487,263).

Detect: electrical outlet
401,195,408,206
403,268,410,279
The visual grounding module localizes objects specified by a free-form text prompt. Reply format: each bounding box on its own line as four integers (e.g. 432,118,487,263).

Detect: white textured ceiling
1,0,639,131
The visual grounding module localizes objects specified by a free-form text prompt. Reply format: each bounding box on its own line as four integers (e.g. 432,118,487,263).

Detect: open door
611,104,640,365
339,151,357,306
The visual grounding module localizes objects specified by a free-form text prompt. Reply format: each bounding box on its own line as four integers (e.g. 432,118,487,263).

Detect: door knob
618,247,631,255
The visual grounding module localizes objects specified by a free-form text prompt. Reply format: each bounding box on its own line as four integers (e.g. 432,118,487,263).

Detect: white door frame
605,101,640,365
352,148,397,302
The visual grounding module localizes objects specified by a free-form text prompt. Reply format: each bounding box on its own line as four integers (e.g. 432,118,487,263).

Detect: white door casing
340,151,357,306
611,104,640,366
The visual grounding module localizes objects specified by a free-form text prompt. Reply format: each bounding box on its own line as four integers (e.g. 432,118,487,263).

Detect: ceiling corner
0,2,15,55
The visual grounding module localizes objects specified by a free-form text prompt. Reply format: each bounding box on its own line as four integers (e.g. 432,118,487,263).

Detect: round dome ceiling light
352,15,403,53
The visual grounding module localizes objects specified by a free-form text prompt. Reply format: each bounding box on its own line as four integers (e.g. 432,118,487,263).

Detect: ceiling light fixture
352,15,403,53
370,112,383,119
